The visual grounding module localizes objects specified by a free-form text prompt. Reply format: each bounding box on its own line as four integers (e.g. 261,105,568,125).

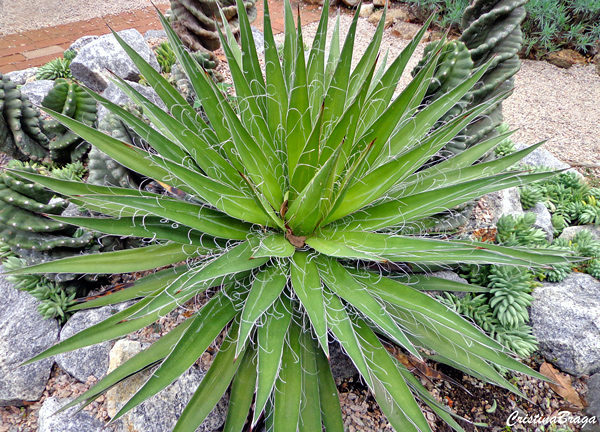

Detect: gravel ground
0,0,170,36
297,13,600,173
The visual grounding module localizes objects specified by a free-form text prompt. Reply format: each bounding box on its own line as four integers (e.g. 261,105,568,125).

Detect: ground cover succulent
5,2,576,431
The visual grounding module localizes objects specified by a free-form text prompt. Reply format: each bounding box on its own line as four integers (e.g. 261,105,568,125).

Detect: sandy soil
0,0,170,36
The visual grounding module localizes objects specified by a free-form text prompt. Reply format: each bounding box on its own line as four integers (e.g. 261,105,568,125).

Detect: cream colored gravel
0,0,170,36
299,13,600,170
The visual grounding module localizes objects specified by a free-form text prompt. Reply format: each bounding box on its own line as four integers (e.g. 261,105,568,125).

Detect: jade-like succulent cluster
518,168,600,232
35,50,76,80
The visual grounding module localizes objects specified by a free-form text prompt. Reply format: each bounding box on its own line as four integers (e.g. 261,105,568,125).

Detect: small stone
4,67,38,85
19,80,54,106
372,0,384,7
70,29,159,92
368,8,410,27
38,397,105,432
359,3,375,17
391,20,425,39
546,49,587,69
329,341,359,380
0,267,59,405
585,373,600,419
531,273,600,376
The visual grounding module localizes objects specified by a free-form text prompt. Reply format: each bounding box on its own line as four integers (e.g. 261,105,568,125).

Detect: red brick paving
0,1,322,74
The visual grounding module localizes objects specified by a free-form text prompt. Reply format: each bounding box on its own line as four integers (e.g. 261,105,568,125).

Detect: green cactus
88,107,146,188
41,78,97,163
169,0,257,54
155,41,177,74
0,161,94,252
457,0,527,149
0,73,50,162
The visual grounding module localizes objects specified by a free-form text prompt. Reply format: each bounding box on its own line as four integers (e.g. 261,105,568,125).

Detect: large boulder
38,397,105,432
107,340,228,432
527,202,554,242
97,80,166,124
4,67,38,85
531,273,600,376
516,142,581,177
70,29,159,92
56,304,128,382
19,80,54,106
559,225,600,242
0,267,59,405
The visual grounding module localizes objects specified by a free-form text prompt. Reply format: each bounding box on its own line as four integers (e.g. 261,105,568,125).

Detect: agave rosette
8,1,574,431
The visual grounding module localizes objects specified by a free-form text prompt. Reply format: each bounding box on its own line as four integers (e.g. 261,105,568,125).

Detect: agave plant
7,1,575,431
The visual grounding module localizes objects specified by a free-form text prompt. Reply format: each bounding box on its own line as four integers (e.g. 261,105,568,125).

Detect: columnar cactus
88,108,146,189
0,162,94,252
0,73,50,162
169,0,257,53
41,79,97,163
458,0,527,150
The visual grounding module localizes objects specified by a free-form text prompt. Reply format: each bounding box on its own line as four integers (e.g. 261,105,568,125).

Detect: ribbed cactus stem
170,0,257,54
0,73,50,162
41,78,97,164
458,0,527,150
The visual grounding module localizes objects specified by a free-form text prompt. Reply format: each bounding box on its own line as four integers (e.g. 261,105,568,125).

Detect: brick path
0,0,322,73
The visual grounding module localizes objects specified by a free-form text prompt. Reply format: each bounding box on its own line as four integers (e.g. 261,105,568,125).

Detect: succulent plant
170,0,257,54
41,78,97,163
457,0,528,151
551,213,569,234
496,213,548,246
0,161,94,253
9,3,574,431
155,41,177,74
35,52,75,80
493,123,517,156
488,265,533,328
0,73,50,162
2,256,77,322
88,107,147,189
588,258,600,279
520,185,544,209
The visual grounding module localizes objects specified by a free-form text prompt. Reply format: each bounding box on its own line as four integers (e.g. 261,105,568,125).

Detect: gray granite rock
586,373,600,419
107,340,227,432
516,142,582,177
329,341,358,380
560,225,600,242
0,267,59,405
144,29,167,40
527,202,554,242
251,27,265,54
531,273,600,376
431,271,469,284
69,35,99,53
97,79,165,124
464,187,523,232
70,29,159,92
5,67,38,85
38,397,105,432
19,80,54,106
56,304,128,382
